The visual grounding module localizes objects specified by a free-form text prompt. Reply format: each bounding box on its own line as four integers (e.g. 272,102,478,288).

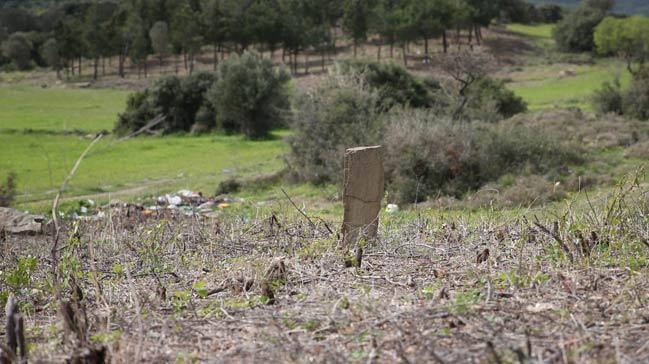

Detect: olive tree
207,51,291,139
149,21,170,66
595,16,649,75
2,32,33,70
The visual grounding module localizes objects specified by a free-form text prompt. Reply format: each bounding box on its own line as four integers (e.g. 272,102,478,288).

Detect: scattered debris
0,207,44,234
386,204,399,214
526,302,558,313
559,70,576,78
71,190,246,221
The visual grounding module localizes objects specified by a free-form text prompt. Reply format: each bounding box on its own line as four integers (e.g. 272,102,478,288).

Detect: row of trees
0,0,538,77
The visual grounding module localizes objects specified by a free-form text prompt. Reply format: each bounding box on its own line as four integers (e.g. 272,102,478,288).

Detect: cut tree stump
341,146,385,257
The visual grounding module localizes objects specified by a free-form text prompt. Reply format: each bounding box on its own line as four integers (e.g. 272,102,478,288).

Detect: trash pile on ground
72,190,245,220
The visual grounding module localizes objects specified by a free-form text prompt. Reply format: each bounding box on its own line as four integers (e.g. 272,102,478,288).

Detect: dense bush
115,72,216,135
592,78,623,115
1,32,33,70
383,110,583,203
463,77,527,122
287,74,382,184
332,60,524,122
207,51,291,139
622,72,649,121
0,173,17,207
553,5,607,52
287,71,578,203
334,60,439,109
592,71,649,120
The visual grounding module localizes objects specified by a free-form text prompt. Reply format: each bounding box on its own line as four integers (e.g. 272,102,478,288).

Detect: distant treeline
0,0,562,77
528,0,649,16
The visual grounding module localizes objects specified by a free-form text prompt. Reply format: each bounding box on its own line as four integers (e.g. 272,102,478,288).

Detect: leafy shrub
115,72,217,135
463,77,527,122
553,6,606,53
114,90,156,135
287,74,382,184
334,60,438,109
0,173,17,207
207,50,291,139
622,71,649,121
288,71,569,202
382,110,583,203
592,78,623,115
1,32,32,70
191,105,217,135
216,177,242,195
592,71,649,121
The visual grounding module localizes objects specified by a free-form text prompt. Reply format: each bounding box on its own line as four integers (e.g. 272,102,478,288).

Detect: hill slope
528,0,649,15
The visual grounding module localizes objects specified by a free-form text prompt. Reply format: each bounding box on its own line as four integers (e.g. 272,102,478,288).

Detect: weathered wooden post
341,146,384,266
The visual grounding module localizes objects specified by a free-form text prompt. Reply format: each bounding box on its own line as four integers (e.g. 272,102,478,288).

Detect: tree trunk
93,57,98,80
144,57,148,78
390,42,394,58
78,56,82,75
70,58,75,76
183,50,188,71
213,44,219,71
321,48,326,72
443,31,448,53
402,44,407,67
102,57,106,76
353,41,357,58
424,38,429,56
118,54,125,78
377,42,382,62
305,52,309,74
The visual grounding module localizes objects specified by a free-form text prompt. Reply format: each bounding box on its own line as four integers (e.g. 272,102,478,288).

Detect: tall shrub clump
115,51,292,138
114,71,216,135
207,51,291,139
383,110,583,203
287,74,383,184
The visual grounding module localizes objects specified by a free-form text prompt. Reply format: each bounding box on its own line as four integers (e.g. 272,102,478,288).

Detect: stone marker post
342,146,385,253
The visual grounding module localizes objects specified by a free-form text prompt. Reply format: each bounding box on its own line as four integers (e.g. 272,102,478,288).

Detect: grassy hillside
505,24,631,110
528,0,649,15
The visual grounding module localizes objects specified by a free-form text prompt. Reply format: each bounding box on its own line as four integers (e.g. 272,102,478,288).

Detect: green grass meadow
0,86,129,132
0,86,287,211
504,23,631,111
508,60,631,110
